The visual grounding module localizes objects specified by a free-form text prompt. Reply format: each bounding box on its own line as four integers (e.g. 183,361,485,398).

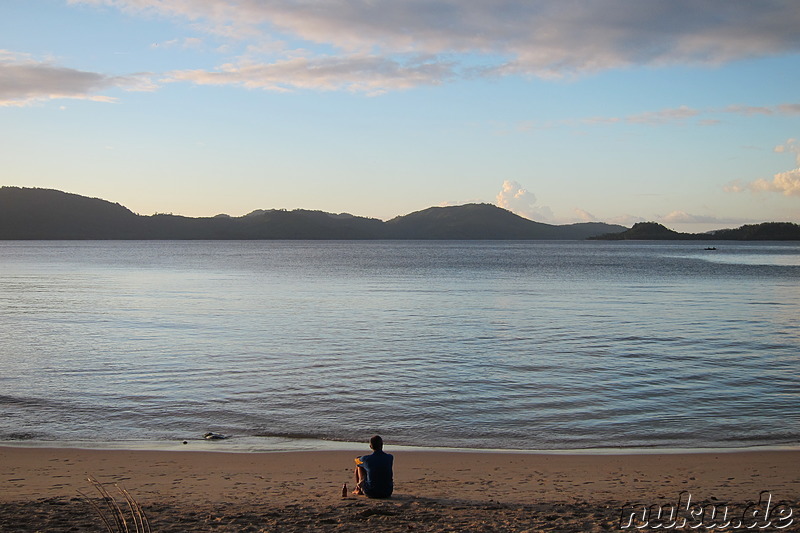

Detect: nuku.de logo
620,490,794,530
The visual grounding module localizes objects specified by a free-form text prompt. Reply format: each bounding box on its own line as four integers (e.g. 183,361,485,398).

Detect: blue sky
2,0,799,231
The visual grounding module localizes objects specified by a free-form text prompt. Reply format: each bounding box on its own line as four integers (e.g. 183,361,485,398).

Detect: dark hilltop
0,187,625,240
590,221,800,241
2,187,797,240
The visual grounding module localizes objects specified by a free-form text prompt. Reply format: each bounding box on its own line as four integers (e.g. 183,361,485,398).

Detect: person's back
354,435,393,498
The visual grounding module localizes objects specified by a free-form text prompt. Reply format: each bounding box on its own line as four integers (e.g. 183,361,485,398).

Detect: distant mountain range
590,221,800,241
3,187,797,240
0,187,626,240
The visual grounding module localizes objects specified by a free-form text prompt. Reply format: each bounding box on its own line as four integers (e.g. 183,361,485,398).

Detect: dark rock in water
5,432,37,440
203,432,227,440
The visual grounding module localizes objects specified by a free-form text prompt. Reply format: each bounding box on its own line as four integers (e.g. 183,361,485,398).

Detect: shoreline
2,445,798,532
3,437,799,455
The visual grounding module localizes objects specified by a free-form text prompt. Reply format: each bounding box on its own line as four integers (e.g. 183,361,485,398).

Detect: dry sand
0,446,798,532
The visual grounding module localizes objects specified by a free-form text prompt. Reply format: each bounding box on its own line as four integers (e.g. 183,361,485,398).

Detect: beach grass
79,476,151,533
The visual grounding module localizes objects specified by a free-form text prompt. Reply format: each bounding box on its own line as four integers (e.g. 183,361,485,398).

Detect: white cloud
495,180,554,222
660,211,723,224
69,0,800,91
774,138,800,164
573,208,598,222
727,139,800,197
747,169,800,197
0,50,152,106
607,214,646,227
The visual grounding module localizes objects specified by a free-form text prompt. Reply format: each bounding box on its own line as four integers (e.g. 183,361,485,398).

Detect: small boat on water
704,247,717,251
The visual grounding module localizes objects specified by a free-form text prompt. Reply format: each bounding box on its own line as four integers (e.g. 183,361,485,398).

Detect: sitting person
353,435,393,498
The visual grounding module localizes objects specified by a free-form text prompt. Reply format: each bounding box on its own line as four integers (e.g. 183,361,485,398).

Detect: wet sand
1,446,798,531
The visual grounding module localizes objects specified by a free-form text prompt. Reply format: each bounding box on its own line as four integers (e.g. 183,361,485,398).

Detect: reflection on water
696,254,800,266
1,241,798,450
674,243,800,266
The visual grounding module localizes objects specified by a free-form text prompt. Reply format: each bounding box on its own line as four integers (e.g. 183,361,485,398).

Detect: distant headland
590,221,800,241
1,187,798,240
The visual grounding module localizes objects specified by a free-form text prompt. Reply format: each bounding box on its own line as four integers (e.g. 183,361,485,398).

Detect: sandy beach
0,446,800,532
1,446,798,532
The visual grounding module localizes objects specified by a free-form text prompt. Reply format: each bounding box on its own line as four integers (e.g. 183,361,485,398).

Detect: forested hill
591,221,800,241
0,187,627,240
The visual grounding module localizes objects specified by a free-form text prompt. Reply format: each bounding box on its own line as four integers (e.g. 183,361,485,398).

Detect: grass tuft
78,475,152,533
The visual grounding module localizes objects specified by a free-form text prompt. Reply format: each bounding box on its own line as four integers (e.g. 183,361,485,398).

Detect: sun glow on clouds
66,0,800,94
3,1,798,229
727,139,800,197
495,181,554,222
0,50,155,107
0,51,116,106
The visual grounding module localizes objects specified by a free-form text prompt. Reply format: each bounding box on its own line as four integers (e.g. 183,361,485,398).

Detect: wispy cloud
151,37,204,50
725,103,800,116
607,214,647,227
69,0,800,92
660,211,729,224
584,102,800,127
0,50,153,107
726,139,800,197
653,211,760,230
166,55,456,95
583,105,702,126
573,208,598,222
626,106,701,125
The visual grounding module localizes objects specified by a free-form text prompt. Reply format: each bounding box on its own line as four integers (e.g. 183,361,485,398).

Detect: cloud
573,208,598,222
745,169,800,196
774,138,800,163
0,50,152,106
625,106,701,125
731,143,800,197
584,102,800,128
151,37,204,49
166,55,456,95
726,139,800,197
69,0,800,91
495,180,554,221
607,214,646,227
726,104,800,116
660,211,725,224
585,107,704,126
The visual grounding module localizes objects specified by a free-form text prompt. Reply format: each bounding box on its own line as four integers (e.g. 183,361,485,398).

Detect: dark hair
370,435,383,451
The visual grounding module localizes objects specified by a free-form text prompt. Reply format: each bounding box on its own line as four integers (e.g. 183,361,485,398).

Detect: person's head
369,435,383,451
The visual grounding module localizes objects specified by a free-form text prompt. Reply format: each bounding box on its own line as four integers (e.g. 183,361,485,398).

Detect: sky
2,0,800,232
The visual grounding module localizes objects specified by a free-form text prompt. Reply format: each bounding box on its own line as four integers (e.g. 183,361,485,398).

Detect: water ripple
1,241,799,449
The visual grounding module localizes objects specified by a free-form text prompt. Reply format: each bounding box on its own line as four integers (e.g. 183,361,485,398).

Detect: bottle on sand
341,483,348,498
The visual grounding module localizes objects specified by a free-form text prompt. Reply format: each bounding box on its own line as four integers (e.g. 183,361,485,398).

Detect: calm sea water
1,240,798,451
